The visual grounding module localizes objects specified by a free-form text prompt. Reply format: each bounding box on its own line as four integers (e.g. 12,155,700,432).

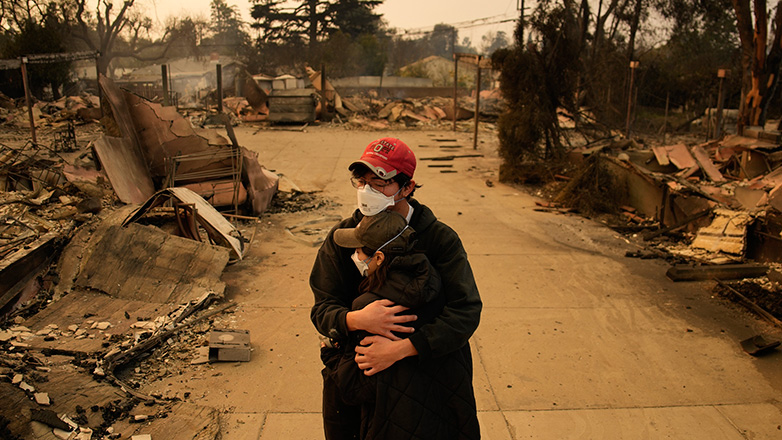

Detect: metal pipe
216,64,223,113
162,64,170,106
473,56,481,150
20,58,36,144
453,53,458,132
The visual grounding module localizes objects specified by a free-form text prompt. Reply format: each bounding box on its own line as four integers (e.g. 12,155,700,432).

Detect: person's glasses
350,177,395,190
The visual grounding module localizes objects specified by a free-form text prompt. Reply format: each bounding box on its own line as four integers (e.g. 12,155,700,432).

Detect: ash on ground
267,190,340,214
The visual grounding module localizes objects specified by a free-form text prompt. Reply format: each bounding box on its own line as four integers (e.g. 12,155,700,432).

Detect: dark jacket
322,252,446,405
310,199,483,360
320,253,479,440
311,200,482,439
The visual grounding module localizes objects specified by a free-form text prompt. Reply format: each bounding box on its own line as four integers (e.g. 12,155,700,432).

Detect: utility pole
625,60,638,138
20,57,36,144
473,56,482,150
216,64,223,113
452,58,459,131
518,0,525,43
452,29,458,132
715,69,728,138
162,65,170,106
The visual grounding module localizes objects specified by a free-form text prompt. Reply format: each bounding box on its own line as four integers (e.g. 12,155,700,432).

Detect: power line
399,14,518,37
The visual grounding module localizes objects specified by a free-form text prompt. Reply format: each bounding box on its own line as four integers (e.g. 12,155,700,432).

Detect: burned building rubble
0,76,280,439
549,130,782,330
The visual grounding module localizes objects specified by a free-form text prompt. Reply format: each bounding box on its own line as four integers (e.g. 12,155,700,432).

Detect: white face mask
357,185,401,216
351,251,372,277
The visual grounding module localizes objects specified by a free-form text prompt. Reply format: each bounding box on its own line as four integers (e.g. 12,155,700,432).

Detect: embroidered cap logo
369,139,397,177
372,139,396,158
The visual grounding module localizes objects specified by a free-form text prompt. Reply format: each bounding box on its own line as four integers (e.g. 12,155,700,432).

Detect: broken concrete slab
110,402,219,440
0,366,124,437
21,290,178,354
75,223,228,303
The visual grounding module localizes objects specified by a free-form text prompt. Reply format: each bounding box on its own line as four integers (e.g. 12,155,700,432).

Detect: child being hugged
320,210,445,406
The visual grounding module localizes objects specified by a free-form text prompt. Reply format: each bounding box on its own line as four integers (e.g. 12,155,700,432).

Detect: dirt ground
4,120,782,439
146,124,782,438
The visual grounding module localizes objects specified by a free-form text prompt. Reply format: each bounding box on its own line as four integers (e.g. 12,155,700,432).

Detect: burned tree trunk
731,0,782,132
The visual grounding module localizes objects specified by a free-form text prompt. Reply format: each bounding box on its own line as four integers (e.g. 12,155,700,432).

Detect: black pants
322,366,361,440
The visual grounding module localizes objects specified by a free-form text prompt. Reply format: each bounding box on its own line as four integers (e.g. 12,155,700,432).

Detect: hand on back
348,299,416,339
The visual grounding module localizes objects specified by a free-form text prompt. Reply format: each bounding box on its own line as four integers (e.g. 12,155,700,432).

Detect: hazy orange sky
147,0,521,45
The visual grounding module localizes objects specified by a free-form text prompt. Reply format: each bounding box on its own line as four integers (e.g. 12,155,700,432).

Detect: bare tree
0,0,48,32
61,0,196,76
731,0,782,131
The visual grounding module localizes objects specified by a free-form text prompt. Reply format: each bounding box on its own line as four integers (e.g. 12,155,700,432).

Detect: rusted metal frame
172,199,228,249
166,148,242,212
173,200,201,242
232,145,242,215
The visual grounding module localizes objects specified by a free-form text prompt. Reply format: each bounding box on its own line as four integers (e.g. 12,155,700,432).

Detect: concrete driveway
161,126,782,439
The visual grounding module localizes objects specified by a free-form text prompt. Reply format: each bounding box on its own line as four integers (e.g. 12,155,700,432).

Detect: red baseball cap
349,137,416,179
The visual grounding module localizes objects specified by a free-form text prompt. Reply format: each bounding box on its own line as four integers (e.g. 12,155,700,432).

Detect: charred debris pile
543,131,782,326
0,75,306,438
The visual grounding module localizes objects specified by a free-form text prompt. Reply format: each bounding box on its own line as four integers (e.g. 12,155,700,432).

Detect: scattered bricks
73,427,93,439
131,435,152,440
34,392,51,405
68,325,79,332
0,330,12,342
19,381,35,392
12,374,22,384
93,321,112,330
